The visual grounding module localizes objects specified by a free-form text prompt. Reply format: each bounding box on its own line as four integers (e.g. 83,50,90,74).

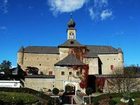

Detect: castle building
17,18,124,93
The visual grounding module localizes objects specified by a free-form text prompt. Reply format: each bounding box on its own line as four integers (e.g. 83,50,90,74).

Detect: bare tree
123,67,140,92
107,68,124,93
107,66,140,93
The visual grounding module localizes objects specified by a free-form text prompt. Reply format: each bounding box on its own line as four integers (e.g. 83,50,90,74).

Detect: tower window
76,71,80,76
70,41,74,44
61,71,65,75
69,32,74,35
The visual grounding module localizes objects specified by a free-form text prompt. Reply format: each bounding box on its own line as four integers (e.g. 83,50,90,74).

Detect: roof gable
58,40,85,48
55,54,85,66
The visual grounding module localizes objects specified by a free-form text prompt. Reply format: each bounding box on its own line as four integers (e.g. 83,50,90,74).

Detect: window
49,71,53,75
69,72,72,75
61,71,65,75
76,71,80,76
70,41,74,44
110,65,114,70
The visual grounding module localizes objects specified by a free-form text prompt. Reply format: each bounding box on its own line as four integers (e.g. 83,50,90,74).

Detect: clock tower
67,18,76,40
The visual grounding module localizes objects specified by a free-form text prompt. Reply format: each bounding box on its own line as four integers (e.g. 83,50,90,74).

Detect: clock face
70,34,74,39
69,32,74,39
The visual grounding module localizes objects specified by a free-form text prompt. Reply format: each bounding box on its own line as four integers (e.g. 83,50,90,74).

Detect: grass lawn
0,91,38,104
113,97,140,104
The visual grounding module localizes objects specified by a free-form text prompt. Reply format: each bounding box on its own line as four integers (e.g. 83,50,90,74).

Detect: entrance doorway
87,75,96,92
65,84,75,95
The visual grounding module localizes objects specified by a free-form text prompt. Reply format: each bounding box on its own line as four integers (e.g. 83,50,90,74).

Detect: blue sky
0,0,140,66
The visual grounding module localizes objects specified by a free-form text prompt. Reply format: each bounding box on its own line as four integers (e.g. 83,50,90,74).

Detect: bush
52,88,59,95
16,100,24,105
85,87,93,96
128,98,134,105
0,100,4,105
93,101,99,105
47,98,61,105
109,100,117,105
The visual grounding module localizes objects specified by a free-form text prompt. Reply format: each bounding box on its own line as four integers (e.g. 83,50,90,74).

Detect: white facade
0,80,21,88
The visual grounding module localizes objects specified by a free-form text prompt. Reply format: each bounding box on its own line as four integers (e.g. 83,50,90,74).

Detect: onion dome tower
67,16,76,40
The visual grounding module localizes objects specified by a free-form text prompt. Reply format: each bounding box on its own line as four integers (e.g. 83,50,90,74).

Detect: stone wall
98,53,123,74
17,52,59,75
17,48,124,75
24,76,55,91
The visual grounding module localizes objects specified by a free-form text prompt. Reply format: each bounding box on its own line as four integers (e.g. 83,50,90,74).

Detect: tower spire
68,13,76,28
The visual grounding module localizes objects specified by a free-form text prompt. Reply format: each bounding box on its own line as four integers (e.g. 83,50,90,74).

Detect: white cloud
0,0,8,14
48,0,87,15
48,0,113,21
88,0,112,21
101,9,112,20
94,0,108,8
89,8,96,20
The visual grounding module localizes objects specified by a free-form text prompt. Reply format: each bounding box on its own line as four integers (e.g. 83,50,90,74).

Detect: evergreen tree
0,60,12,78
